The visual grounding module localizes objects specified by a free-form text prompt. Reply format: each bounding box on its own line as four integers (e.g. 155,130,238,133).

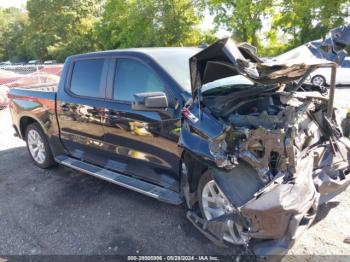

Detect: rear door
101,57,183,191
56,57,109,165
338,60,350,84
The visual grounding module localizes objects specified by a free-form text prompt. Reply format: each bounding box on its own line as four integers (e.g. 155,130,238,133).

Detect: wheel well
181,150,208,193
19,117,37,138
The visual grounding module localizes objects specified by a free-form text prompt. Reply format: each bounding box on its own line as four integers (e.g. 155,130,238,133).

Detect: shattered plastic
182,24,350,256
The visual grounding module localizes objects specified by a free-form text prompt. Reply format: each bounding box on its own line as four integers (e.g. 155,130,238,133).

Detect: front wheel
197,170,248,245
25,123,56,169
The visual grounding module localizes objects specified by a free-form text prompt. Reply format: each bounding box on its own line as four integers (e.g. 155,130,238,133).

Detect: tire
197,170,215,218
25,122,56,169
311,75,326,86
197,170,248,245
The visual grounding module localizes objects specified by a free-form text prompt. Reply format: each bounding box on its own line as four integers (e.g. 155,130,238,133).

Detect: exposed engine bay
181,24,350,257
210,91,336,175
200,90,350,255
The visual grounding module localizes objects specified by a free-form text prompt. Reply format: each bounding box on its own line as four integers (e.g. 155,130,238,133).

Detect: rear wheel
311,75,326,86
25,123,56,169
197,170,248,245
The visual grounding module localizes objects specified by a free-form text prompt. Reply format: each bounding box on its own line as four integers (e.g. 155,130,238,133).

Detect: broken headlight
208,134,236,169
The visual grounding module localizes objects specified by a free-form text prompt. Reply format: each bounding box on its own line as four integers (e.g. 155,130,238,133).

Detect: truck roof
68,47,203,92
69,47,202,60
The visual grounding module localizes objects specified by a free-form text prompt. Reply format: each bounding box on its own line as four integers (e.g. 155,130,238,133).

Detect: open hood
190,24,350,97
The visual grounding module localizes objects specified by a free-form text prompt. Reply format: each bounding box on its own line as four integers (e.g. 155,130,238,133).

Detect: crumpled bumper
243,138,350,256
187,137,350,257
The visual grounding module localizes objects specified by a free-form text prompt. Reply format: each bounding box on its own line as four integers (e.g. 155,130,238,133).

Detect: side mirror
132,91,168,111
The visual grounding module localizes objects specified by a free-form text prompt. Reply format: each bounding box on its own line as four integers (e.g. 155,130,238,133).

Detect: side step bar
55,155,183,205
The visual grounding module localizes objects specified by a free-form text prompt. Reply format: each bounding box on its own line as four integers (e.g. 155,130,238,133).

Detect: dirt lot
0,88,349,259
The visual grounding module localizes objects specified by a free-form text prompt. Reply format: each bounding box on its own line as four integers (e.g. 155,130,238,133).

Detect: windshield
148,48,200,93
202,75,256,96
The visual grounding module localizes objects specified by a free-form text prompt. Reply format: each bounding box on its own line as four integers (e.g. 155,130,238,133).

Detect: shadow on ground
0,146,240,255
312,201,340,226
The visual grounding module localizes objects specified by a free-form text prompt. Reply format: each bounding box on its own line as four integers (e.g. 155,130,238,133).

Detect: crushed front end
181,25,350,257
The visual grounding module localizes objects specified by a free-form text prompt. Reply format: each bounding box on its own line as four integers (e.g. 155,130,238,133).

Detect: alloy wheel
27,129,46,164
201,180,248,245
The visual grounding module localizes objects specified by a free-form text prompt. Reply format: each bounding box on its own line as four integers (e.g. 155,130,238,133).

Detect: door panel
339,60,350,84
101,102,181,191
101,58,182,190
57,100,106,165
337,67,350,84
56,58,108,165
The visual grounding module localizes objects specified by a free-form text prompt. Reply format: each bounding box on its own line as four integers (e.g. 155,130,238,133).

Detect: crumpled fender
179,102,226,165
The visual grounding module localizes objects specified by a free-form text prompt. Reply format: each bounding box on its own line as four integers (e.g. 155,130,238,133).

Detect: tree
0,7,28,61
272,0,350,49
96,0,207,49
208,0,350,56
208,0,273,49
26,0,103,61
1,1,348,62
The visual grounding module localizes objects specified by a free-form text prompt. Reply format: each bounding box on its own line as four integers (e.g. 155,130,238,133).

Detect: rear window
70,59,105,98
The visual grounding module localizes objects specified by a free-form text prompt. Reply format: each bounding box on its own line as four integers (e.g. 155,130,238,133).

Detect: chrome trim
55,155,183,205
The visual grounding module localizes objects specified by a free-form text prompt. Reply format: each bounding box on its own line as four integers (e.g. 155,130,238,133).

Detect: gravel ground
0,107,234,257
286,88,350,258
0,88,349,259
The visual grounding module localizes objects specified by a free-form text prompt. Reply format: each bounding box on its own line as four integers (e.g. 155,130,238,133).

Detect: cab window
70,59,105,98
113,59,165,102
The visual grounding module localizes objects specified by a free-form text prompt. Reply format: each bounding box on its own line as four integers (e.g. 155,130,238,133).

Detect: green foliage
271,0,350,53
0,0,349,62
25,0,102,61
208,0,274,49
0,7,28,61
209,0,350,56
96,0,206,49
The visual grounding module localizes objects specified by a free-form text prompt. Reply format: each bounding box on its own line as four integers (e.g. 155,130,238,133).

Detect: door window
114,59,165,102
70,59,105,98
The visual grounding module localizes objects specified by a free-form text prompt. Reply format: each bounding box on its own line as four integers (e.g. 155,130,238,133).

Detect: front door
101,58,182,191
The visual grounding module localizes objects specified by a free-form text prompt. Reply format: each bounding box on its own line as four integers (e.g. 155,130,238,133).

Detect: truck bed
9,81,57,101
8,84,58,140
14,82,57,92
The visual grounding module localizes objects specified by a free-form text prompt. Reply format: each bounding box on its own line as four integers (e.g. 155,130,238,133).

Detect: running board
55,155,183,205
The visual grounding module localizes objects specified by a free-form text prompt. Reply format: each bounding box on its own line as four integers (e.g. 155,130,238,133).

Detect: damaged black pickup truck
8,25,350,257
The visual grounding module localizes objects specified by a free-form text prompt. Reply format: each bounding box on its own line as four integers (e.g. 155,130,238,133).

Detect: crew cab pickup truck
8,25,350,257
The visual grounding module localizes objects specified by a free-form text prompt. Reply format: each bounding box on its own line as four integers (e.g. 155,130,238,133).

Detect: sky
0,0,27,8
200,9,231,38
